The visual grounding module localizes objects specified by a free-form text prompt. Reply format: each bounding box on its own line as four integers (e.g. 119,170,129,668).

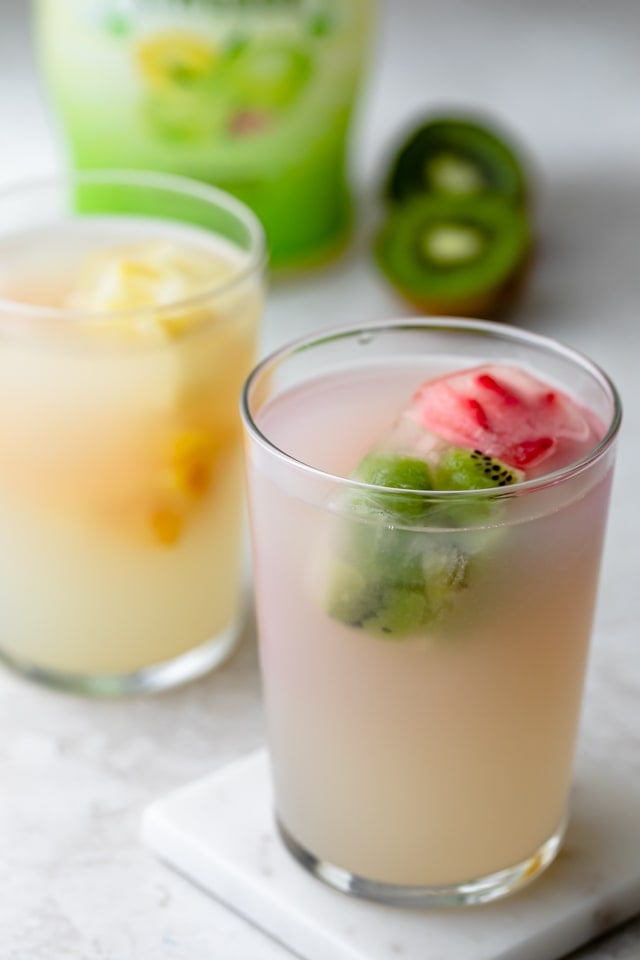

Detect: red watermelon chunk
407,364,597,476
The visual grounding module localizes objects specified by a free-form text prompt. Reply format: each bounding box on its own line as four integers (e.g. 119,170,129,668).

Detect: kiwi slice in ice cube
361,585,431,638
375,194,531,319
325,521,464,640
385,115,528,207
351,453,433,520
324,454,468,639
434,447,524,526
323,448,523,639
326,537,427,635
435,447,524,491
359,543,467,639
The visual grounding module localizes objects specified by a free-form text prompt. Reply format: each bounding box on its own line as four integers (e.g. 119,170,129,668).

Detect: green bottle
34,0,375,271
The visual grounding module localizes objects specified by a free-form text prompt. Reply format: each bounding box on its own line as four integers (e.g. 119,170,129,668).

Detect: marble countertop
1,2,639,958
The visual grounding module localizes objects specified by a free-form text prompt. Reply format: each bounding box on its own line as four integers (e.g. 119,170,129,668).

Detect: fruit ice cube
323,518,468,640
322,438,500,641
323,363,597,641
406,364,598,477
63,239,235,338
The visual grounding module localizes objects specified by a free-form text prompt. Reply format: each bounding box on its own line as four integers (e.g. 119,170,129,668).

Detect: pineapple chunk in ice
63,239,237,338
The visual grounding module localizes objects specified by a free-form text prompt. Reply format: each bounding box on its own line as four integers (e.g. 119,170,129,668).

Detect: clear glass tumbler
0,170,265,695
241,319,620,906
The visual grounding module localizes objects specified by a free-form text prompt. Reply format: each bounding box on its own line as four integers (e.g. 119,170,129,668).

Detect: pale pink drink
242,320,620,906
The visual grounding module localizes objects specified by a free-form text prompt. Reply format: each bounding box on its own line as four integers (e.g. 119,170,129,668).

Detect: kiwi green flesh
386,117,527,206
352,453,433,520
420,222,487,266
376,195,530,305
435,448,524,491
325,522,467,639
325,450,521,639
433,448,524,526
425,152,487,196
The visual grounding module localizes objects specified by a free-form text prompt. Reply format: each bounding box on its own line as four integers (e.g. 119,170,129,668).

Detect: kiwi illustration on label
375,194,531,319
227,38,312,111
376,113,533,319
136,31,228,142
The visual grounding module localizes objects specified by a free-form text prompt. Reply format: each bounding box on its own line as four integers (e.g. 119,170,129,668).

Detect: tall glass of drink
0,170,265,695
241,319,620,906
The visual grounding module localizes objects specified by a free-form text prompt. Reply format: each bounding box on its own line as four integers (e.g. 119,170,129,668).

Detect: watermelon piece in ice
407,364,595,477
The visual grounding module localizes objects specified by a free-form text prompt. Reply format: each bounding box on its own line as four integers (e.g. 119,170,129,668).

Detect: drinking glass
0,170,266,695
241,319,620,906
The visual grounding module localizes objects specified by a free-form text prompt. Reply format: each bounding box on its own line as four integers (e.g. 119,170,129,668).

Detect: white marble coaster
142,748,640,960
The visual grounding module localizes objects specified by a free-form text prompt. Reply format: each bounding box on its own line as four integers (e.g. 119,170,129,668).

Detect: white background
0,2,639,958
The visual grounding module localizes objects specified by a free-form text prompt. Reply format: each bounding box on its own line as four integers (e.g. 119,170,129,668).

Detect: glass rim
241,317,622,501
0,168,267,326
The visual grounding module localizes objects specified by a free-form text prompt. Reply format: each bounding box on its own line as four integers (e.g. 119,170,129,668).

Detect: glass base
277,816,566,907
0,618,241,697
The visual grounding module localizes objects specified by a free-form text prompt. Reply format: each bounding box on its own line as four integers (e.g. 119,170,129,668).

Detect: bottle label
37,0,374,264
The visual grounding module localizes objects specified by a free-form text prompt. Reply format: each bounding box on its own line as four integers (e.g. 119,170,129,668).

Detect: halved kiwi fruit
385,115,528,207
375,194,531,318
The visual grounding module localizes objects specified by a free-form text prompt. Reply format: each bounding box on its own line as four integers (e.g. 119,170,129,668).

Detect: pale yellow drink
0,174,265,693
